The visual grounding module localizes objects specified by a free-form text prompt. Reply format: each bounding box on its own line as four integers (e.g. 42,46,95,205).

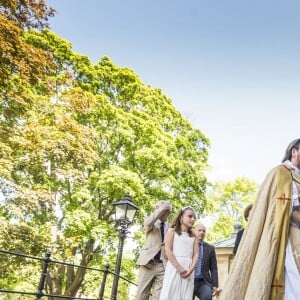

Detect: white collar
284,160,300,176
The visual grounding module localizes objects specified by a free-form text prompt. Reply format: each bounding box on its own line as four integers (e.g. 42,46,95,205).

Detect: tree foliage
205,177,259,242
0,24,210,298
0,0,55,102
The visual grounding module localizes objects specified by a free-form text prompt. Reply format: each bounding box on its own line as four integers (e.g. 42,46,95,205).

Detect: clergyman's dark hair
244,204,253,221
282,138,300,162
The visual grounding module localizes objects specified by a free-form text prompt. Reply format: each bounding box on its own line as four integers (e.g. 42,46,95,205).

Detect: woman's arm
165,228,187,277
183,236,199,278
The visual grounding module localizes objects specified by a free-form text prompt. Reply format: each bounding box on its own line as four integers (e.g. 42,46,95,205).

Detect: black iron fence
0,249,137,300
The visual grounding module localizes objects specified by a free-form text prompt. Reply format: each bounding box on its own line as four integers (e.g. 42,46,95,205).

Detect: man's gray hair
156,200,172,210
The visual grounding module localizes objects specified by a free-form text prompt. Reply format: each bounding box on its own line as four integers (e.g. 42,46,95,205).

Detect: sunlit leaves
0,27,210,296
205,177,258,242
0,1,55,94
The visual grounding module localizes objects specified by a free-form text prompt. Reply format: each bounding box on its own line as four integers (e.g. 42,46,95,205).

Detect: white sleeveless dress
159,232,195,300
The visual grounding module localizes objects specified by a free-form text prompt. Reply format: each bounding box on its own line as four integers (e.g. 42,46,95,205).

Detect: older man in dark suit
193,223,219,300
136,200,172,300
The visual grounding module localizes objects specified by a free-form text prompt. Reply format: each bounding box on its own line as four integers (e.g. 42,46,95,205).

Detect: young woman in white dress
159,206,199,300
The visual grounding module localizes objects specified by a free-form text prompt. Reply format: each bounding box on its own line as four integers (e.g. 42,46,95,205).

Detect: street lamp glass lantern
113,195,138,224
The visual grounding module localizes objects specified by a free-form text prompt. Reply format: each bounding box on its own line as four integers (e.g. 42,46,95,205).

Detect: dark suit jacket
233,228,244,255
199,242,219,288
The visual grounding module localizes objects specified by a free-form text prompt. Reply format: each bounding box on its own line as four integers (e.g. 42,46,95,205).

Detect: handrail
0,248,137,300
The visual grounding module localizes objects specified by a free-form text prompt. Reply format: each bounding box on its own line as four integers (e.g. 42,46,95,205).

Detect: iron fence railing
0,249,137,300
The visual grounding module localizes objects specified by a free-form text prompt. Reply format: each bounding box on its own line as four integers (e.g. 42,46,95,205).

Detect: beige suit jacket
136,206,169,266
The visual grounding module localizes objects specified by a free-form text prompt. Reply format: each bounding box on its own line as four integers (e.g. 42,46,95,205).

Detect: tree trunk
64,239,95,296
46,265,65,300
46,239,95,299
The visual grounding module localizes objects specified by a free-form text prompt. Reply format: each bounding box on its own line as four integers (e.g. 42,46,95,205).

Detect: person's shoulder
167,227,175,234
264,163,292,183
203,241,215,248
272,163,292,174
237,228,244,236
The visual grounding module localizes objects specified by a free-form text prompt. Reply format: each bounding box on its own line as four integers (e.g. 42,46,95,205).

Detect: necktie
160,222,165,242
154,222,164,260
195,242,203,278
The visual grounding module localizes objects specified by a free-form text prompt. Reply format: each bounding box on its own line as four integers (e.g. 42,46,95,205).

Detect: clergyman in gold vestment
221,138,300,300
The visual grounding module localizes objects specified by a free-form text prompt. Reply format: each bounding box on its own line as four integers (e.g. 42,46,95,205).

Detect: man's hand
158,202,172,220
212,287,222,296
160,202,171,211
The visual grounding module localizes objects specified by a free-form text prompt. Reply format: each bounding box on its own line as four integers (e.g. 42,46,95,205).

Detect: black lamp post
110,195,138,300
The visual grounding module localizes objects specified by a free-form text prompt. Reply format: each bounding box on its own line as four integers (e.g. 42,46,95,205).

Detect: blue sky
46,0,300,183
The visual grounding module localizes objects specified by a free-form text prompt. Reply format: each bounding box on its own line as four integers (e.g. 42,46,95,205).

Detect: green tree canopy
0,27,210,298
0,0,55,92
205,177,259,242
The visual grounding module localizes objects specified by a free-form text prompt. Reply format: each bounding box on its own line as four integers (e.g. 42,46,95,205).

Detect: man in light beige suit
136,200,172,300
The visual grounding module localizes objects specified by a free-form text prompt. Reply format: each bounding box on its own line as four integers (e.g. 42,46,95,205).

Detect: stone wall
215,247,234,290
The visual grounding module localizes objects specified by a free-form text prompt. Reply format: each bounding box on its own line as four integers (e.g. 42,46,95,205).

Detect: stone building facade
214,223,242,290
